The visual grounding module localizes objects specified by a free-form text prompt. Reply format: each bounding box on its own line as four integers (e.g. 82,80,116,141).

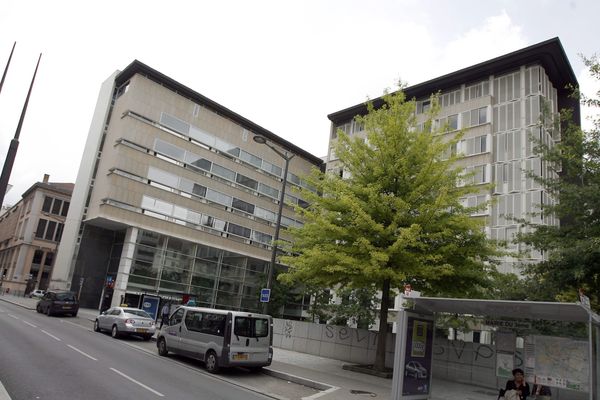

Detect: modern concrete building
326,38,579,275
0,174,73,296
51,61,323,313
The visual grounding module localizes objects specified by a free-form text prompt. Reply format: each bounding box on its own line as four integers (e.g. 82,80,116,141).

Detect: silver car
94,307,156,340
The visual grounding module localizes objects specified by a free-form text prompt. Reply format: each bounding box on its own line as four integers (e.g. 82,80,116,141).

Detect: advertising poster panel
402,315,434,397
140,294,160,320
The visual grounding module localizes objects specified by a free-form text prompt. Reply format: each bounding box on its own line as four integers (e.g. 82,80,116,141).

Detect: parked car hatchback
94,307,156,341
28,289,45,299
36,290,79,317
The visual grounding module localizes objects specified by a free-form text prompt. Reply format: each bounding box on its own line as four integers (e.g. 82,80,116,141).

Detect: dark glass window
61,202,70,217
190,158,212,172
35,219,47,238
51,199,62,215
234,317,269,338
45,221,57,241
232,198,255,214
44,252,54,266
192,184,207,197
42,197,53,213
55,223,64,242
32,250,44,264
235,174,258,190
227,223,251,238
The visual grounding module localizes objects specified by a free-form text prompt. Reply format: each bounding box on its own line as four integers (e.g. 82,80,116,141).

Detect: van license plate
233,353,248,361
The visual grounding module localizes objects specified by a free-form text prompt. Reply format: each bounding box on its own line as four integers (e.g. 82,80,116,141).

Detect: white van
156,306,273,373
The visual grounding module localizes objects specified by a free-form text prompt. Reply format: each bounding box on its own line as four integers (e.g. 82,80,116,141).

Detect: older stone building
0,174,73,296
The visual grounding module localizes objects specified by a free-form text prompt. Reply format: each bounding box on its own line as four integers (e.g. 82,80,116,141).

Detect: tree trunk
373,278,391,371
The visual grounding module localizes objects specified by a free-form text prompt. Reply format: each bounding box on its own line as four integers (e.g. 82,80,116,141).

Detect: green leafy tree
279,89,499,371
518,56,600,310
327,286,378,329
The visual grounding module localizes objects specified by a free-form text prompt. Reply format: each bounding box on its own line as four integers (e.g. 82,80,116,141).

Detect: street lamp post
253,135,295,315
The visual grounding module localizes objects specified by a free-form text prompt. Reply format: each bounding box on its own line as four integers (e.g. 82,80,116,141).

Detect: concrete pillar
110,227,138,308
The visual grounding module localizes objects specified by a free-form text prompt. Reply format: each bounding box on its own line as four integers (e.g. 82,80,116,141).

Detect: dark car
36,290,79,317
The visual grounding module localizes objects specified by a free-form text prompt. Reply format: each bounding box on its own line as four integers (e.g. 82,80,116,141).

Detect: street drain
350,389,377,397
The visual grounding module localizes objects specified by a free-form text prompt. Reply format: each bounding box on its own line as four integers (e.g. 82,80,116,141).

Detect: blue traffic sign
260,288,271,303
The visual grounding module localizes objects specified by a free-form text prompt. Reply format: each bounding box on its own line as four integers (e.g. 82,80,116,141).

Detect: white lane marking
0,377,13,400
67,345,98,361
7,314,19,320
110,368,164,397
22,320,37,328
40,330,61,341
60,319,91,331
302,385,340,400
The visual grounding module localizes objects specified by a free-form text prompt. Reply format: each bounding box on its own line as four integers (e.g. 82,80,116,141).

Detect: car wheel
46,307,52,317
205,350,219,374
111,325,120,339
143,334,153,341
94,320,101,332
249,366,263,373
36,304,42,313
157,338,169,356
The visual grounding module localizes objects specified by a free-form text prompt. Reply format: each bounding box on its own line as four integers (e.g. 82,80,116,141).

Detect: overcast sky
0,0,599,206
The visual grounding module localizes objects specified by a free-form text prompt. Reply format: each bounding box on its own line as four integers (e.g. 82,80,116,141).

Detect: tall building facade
0,174,73,296
51,61,322,313
327,38,579,275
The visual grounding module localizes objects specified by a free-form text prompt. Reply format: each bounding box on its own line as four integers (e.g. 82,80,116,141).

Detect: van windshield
234,317,269,338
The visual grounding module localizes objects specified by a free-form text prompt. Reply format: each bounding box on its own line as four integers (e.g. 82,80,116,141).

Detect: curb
262,368,335,392
0,297,36,310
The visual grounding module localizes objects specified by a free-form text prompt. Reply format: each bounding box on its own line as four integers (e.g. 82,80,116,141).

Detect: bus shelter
391,297,600,400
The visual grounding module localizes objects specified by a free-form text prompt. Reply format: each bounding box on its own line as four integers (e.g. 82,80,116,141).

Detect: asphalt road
0,301,284,400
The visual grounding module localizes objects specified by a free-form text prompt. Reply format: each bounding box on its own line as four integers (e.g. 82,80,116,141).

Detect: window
258,183,278,199
448,114,458,131
169,308,185,325
235,174,258,190
211,164,236,181
227,223,251,238
42,197,52,213
201,313,226,336
232,198,255,214
35,219,47,239
154,139,185,161
55,223,64,242
234,317,269,338
51,199,62,215
61,202,69,217
44,221,57,241
205,189,232,207
192,184,207,197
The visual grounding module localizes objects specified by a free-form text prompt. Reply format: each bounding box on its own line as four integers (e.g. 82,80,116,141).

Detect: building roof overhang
115,61,324,167
409,296,599,324
328,37,580,126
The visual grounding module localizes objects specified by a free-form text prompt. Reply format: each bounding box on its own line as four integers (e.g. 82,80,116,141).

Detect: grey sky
0,0,598,205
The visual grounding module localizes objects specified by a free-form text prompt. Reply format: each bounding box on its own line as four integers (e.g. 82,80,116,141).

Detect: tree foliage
518,56,600,310
279,89,500,370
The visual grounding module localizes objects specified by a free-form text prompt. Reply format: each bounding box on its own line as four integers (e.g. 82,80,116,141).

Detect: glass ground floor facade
121,229,307,317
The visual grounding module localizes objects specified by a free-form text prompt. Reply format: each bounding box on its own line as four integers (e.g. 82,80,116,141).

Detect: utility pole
0,42,16,95
0,53,42,207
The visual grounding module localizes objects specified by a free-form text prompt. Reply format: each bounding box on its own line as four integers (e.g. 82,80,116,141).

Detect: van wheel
157,338,169,356
111,325,120,339
205,351,219,374
94,320,101,332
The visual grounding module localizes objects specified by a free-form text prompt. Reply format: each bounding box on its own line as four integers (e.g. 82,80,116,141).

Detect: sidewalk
0,294,497,399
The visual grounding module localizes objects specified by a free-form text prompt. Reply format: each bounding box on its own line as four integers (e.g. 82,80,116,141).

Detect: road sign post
260,288,271,303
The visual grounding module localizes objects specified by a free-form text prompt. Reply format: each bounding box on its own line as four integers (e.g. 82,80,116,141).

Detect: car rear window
124,309,151,318
55,292,77,301
234,317,269,338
